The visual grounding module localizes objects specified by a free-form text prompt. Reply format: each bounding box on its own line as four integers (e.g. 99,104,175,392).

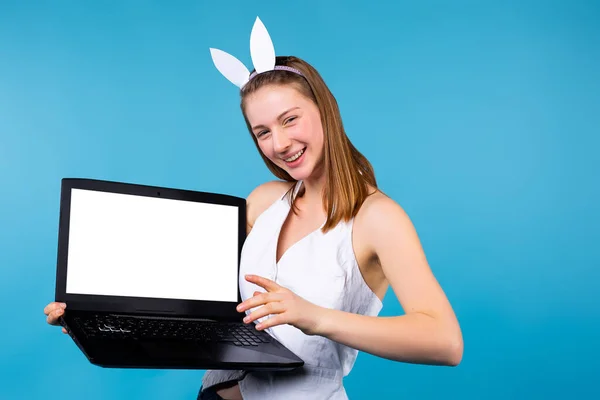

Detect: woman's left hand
237,274,326,336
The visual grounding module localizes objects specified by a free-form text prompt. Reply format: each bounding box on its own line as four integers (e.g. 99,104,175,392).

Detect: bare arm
315,195,463,366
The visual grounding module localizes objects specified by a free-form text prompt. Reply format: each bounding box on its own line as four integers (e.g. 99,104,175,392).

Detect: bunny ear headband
209,17,304,89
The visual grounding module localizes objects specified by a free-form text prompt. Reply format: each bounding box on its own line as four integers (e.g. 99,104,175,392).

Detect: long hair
240,56,377,232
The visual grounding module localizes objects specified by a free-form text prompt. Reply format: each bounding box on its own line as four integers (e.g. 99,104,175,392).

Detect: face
244,84,324,182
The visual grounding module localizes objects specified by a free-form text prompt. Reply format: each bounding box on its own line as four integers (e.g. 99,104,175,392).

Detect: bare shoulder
356,186,409,226
246,180,295,232
354,186,417,254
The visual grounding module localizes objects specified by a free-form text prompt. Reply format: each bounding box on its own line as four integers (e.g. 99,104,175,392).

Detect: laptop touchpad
139,341,210,359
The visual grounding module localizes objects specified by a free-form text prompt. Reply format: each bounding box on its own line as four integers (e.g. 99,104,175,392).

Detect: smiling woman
196,19,463,400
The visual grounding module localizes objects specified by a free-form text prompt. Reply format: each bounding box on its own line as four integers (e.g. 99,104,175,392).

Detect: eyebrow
252,107,300,130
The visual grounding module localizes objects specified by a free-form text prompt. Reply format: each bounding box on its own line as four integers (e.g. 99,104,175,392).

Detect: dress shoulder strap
292,180,303,198
280,180,303,203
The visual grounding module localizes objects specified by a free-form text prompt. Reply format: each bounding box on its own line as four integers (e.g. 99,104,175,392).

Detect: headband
209,17,304,89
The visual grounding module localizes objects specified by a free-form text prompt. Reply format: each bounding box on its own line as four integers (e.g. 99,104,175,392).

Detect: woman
44,24,463,400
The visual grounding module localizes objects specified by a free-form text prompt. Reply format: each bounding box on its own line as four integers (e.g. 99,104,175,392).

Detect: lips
283,147,305,162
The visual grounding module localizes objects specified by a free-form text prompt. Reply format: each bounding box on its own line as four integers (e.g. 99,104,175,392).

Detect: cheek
257,140,274,158
295,120,316,143
304,118,323,145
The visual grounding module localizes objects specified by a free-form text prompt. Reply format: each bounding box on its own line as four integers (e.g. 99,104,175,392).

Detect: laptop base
61,311,303,371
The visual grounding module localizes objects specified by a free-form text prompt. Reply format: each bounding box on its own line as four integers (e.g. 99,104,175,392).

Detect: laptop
54,178,304,371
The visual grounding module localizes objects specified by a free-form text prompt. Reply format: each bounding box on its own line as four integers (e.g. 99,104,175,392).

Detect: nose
271,128,291,154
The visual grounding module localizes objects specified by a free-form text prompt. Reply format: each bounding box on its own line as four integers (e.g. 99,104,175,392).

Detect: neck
300,172,326,209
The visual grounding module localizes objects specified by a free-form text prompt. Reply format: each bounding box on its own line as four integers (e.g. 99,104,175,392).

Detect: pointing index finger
245,274,279,292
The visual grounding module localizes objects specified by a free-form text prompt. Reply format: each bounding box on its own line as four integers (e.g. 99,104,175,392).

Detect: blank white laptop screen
65,188,239,302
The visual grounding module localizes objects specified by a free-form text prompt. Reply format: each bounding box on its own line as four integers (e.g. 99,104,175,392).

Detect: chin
286,162,325,183
288,172,312,182
284,165,315,181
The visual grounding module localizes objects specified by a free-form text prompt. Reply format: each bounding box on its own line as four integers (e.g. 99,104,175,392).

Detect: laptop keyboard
72,314,272,347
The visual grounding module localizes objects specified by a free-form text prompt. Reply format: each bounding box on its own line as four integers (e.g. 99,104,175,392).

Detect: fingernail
236,305,242,311
243,316,250,323
61,303,67,309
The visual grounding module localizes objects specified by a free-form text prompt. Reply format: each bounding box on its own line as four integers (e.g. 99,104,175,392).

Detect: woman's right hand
44,302,68,334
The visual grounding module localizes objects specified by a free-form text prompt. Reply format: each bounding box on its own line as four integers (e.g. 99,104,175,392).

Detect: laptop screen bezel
54,178,246,322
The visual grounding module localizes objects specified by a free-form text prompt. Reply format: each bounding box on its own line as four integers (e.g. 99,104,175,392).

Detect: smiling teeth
285,148,305,162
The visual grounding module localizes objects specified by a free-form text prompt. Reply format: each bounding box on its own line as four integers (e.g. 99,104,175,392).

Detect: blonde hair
240,56,377,232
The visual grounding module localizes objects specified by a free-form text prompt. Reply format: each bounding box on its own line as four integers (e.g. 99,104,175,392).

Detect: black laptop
54,178,304,371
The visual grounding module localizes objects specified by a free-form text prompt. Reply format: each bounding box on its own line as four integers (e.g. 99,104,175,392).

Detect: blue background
1,0,599,398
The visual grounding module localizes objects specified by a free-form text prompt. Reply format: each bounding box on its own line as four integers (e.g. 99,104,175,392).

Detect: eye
256,130,269,138
284,116,297,124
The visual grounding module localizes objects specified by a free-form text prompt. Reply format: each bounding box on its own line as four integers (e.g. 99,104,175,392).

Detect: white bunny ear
250,17,275,74
209,48,251,88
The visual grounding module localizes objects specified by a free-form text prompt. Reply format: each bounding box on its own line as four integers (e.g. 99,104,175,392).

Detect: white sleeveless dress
202,181,383,399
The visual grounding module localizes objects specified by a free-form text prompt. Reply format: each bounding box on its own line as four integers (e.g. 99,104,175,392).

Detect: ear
250,17,275,74
209,48,251,88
